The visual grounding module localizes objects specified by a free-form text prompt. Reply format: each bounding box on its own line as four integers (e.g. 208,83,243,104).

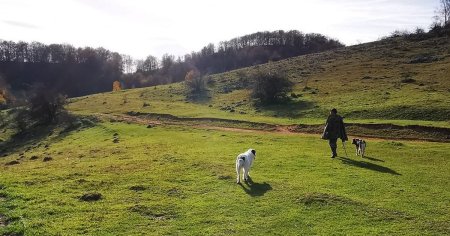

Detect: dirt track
96,112,450,143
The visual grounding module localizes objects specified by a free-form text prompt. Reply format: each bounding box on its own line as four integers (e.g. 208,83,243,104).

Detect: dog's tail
236,155,246,184
237,155,245,165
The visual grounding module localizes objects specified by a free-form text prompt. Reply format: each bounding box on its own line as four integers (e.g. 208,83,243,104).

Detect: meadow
1,35,450,235
67,37,450,129
0,122,449,235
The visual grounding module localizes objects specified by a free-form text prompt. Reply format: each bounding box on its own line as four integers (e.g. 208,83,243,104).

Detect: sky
0,0,440,59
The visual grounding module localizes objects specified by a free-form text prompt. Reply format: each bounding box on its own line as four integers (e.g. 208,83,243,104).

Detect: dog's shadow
338,157,401,175
239,177,272,197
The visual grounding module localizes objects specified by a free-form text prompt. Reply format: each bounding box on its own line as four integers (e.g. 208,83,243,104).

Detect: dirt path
95,112,450,143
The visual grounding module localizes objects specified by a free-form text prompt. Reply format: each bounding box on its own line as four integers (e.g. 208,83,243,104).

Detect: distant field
67,83,450,129
0,123,449,235
67,36,450,128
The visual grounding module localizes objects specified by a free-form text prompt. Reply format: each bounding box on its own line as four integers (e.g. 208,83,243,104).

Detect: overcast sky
0,0,440,59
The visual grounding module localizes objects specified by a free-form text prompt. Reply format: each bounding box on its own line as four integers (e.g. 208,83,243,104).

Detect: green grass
1,34,450,235
1,123,449,235
0,110,17,142
67,36,450,128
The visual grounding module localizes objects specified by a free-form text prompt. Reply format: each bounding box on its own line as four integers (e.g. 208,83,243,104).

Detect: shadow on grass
338,157,401,175
258,99,316,118
0,123,57,157
362,156,385,162
185,90,211,104
0,115,96,158
239,177,272,197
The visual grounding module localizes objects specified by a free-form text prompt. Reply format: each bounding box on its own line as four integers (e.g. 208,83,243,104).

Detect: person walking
322,108,348,158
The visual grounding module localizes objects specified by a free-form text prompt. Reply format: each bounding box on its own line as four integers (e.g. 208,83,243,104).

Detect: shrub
13,85,67,132
28,90,67,124
251,70,293,103
185,70,207,95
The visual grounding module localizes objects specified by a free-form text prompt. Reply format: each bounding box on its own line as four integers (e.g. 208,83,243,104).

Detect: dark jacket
322,114,348,141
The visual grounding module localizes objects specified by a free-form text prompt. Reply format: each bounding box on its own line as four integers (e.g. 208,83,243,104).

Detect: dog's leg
244,167,249,182
236,163,240,184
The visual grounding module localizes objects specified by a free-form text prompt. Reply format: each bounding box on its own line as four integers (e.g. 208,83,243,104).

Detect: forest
0,30,343,99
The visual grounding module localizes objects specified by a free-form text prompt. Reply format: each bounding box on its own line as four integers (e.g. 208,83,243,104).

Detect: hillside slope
1,36,450,236
68,36,450,127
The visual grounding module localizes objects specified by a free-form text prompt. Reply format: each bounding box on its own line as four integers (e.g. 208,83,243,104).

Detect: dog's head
248,149,256,157
352,138,358,145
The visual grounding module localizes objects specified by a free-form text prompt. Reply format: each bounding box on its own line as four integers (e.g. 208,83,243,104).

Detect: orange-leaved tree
112,81,122,91
0,89,6,105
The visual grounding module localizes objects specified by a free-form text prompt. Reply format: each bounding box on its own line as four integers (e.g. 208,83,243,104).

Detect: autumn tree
0,89,5,108
0,75,12,108
112,81,122,91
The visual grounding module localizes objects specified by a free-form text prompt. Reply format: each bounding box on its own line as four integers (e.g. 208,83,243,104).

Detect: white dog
352,138,366,157
236,149,256,184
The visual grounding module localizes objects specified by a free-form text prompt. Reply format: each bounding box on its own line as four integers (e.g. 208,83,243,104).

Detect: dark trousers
329,138,338,156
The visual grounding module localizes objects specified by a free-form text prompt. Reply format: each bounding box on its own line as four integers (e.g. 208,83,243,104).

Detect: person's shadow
362,156,385,162
239,177,272,197
338,157,401,175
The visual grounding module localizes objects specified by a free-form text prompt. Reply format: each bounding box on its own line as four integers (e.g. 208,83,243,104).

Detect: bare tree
122,54,135,74
437,0,450,25
160,54,175,75
144,55,159,72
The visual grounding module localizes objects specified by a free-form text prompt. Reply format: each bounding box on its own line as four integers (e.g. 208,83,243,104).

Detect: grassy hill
1,36,450,235
67,36,450,128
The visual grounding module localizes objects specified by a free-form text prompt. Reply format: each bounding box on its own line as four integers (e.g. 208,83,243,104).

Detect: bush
251,70,293,103
185,70,207,95
28,90,66,124
428,23,450,37
14,85,67,132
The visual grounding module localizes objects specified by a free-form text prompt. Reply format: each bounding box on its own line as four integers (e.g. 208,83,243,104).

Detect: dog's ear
251,149,256,155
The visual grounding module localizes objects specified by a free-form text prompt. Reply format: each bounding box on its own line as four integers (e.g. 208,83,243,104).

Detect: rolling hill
0,35,449,235
68,36,450,125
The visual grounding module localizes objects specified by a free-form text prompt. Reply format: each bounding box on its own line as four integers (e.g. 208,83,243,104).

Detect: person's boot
331,147,337,158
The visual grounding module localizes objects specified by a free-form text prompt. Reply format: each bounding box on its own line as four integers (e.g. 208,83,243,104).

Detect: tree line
129,30,344,88
0,41,123,98
0,30,344,98
187,30,343,74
